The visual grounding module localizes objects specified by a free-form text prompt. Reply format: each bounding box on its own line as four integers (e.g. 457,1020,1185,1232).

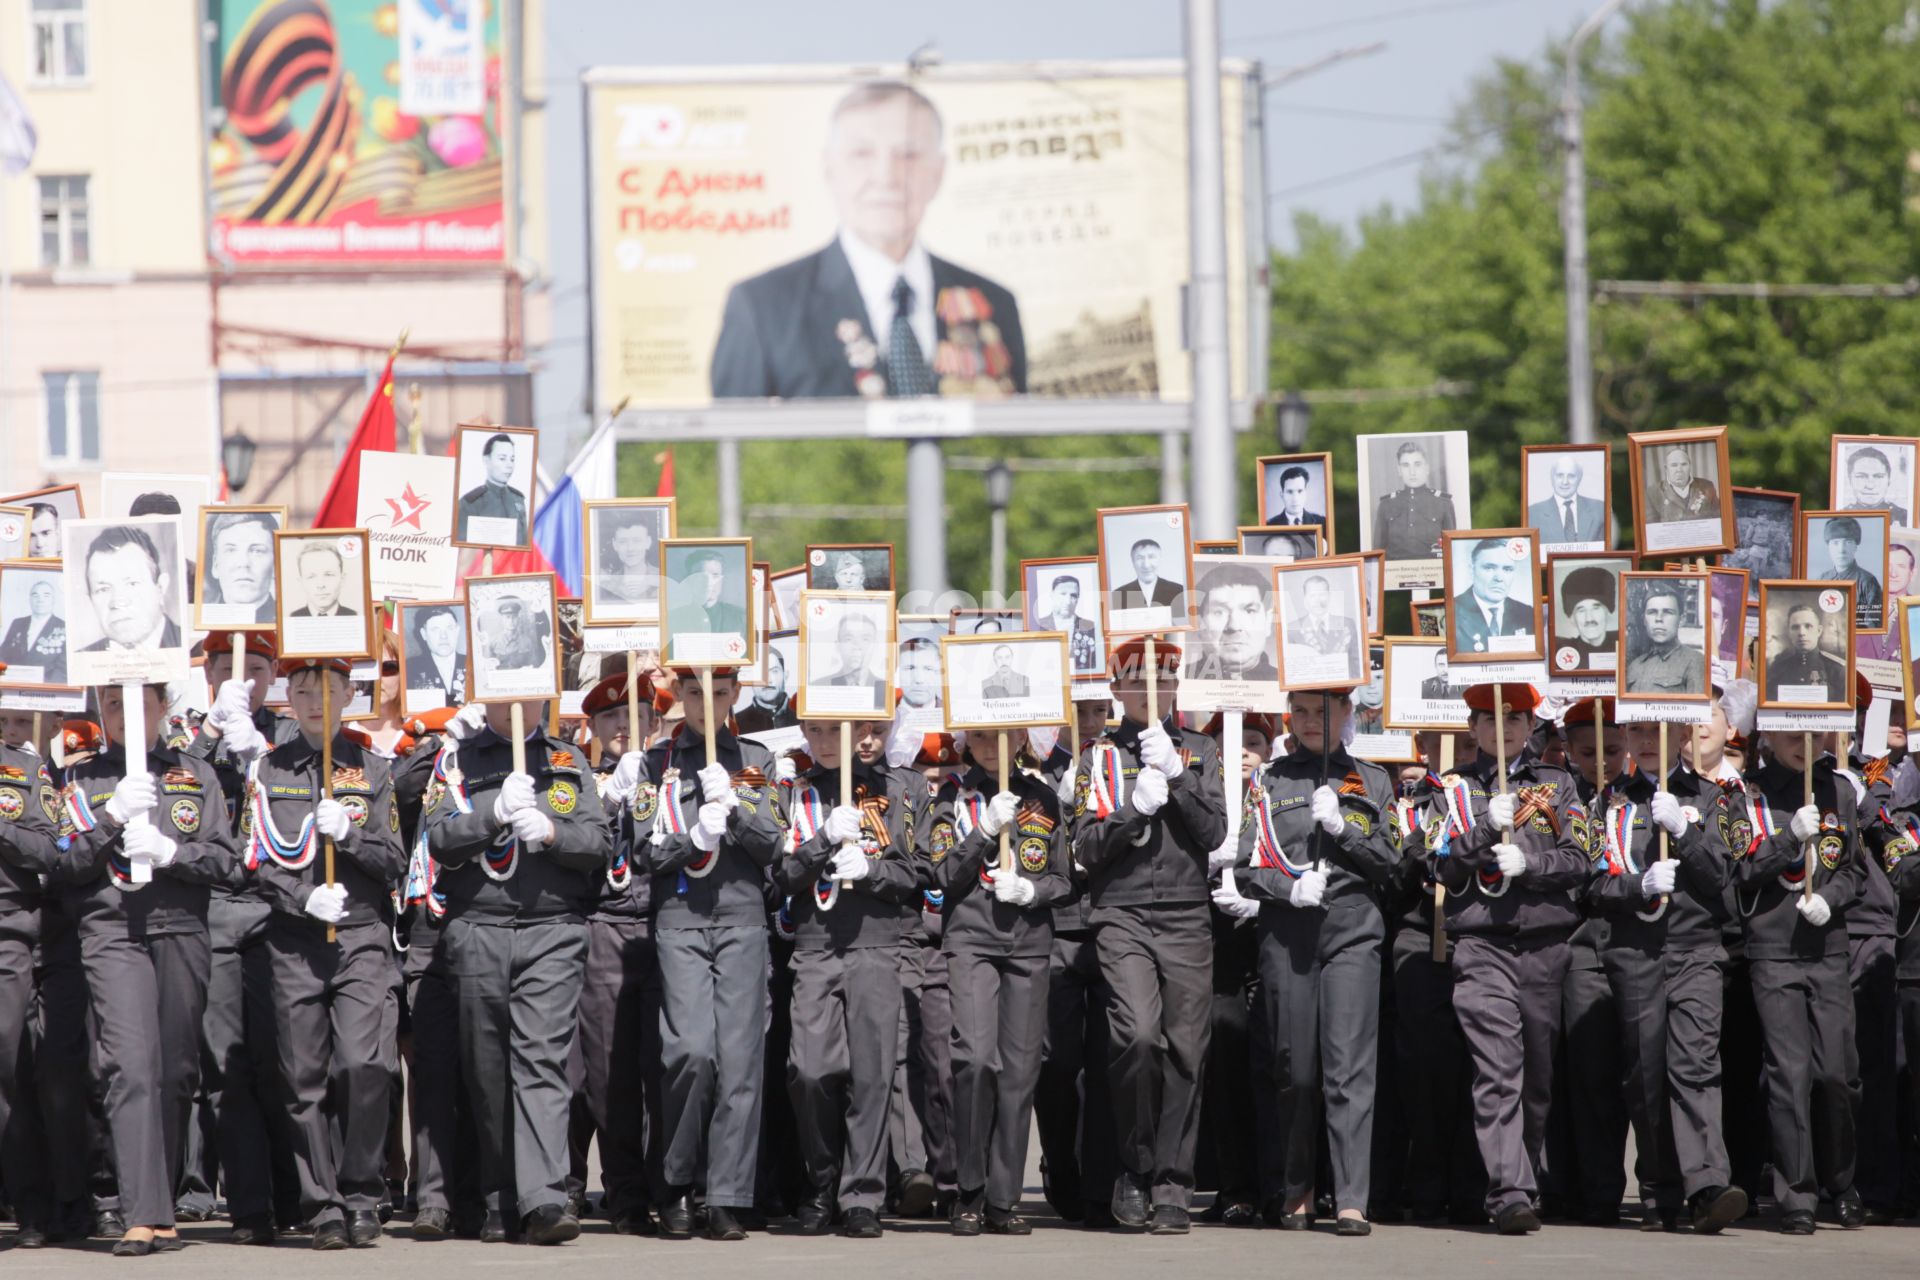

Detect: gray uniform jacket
1069,718,1227,913
930,766,1070,958
774,758,926,951
245,734,404,931
641,727,782,930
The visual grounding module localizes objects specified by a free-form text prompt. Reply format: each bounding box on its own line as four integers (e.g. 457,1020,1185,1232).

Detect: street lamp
985,461,1013,605
1275,392,1311,451
222,429,257,494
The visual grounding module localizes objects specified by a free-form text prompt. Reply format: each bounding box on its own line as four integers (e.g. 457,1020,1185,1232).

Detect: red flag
312,353,398,528
654,448,675,498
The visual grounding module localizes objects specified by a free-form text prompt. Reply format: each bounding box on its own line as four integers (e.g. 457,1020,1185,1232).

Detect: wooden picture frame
1799,508,1891,635
1830,434,1919,527
1522,442,1612,559
2,483,85,561
452,423,539,551
1617,570,1712,706
1441,528,1544,665
770,564,808,631
0,560,71,689
1410,599,1446,638
1545,552,1632,681
464,571,562,702
806,542,895,593
1628,425,1734,558
1383,637,1469,732
1757,579,1856,712
796,589,897,721
1096,503,1196,637
938,631,1070,731
1020,555,1106,678
581,497,677,625
1721,486,1801,602
1194,539,1238,557
1899,595,1920,721
396,598,468,716
1272,558,1369,693
1359,551,1385,636
739,562,774,687
1255,451,1336,546
1237,523,1325,560
0,506,30,560
1707,566,1750,684
274,528,375,661
659,537,758,669
194,504,287,632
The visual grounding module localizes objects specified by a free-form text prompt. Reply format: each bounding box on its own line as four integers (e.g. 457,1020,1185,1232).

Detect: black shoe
895,1169,936,1218
1780,1209,1815,1235
1110,1173,1150,1229
10,1224,46,1249
112,1234,154,1258
1494,1204,1542,1235
1337,1217,1372,1237
311,1220,350,1251
1640,1207,1679,1233
841,1207,882,1239
152,1232,185,1253
1148,1204,1189,1235
1082,1202,1117,1230
411,1208,449,1240
1041,1157,1080,1220
1449,1206,1489,1227
174,1205,210,1224
563,1193,590,1222
347,1210,382,1246
794,1196,834,1236
523,1204,581,1246
985,1207,1032,1236
478,1211,508,1244
705,1207,746,1241
658,1192,694,1240
950,1205,982,1237
450,1211,487,1240
1837,1190,1866,1229
610,1208,656,1236
230,1215,276,1246
1221,1200,1259,1227
1688,1186,1746,1235
95,1210,127,1239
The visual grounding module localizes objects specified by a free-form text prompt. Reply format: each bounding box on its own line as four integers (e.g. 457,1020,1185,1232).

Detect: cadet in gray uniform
642,668,782,1241
931,729,1069,1234
1070,639,1227,1233
0,722,63,1245
889,733,958,1216
1217,687,1397,1234
426,697,610,1245
245,656,405,1249
58,681,236,1255
775,718,926,1237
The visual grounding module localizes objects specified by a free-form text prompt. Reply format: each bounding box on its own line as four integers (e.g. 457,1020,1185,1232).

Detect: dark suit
1450,593,1535,655
0,613,66,682
1114,579,1182,613
1265,509,1325,530
711,240,1027,399
81,617,182,651
820,668,888,706
289,605,358,618
1526,495,1606,544
982,671,1030,699
406,653,466,704
1646,479,1720,524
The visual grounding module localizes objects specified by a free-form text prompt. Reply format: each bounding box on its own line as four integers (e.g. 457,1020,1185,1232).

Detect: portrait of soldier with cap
1549,561,1621,673
1807,513,1886,631
1762,588,1852,705
1622,576,1708,699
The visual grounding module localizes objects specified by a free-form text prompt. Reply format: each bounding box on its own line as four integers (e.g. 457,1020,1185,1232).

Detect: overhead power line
1596,278,1920,300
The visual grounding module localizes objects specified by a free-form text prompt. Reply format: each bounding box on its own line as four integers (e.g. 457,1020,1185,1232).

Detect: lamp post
222,429,257,495
1561,0,1627,445
986,461,1013,606
1275,391,1311,451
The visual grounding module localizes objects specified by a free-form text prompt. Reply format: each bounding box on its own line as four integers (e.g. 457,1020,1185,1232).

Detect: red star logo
386,483,432,531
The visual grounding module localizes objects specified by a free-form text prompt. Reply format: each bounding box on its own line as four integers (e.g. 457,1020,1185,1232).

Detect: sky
533,0,1607,446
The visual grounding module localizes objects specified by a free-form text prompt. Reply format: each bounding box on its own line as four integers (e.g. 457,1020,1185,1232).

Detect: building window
38,175,89,267
44,371,101,465
29,0,87,85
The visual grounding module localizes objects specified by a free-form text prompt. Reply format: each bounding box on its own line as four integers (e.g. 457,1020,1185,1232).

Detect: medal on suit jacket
933,287,1015,397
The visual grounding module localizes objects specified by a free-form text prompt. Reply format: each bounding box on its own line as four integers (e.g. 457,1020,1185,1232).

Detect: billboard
584,61,1266,411
209,0,507,265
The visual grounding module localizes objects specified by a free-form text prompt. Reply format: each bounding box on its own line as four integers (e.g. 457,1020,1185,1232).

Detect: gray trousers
1750,952,1857,1215
788,946,904,1210
403,926,475,1216
0,933,46,1227
1035,930,1116,1213
657,924,767,1207
576,916,661,1217
896,939,954,1193
1390,927,1485,1217
82,927,211,1228
34,911,102,1213
268,918,396,1225
447,916,586,1218
1098,905,1212,1207
1663,947,1730,1198
1561,951,1626,1212
886,938,927,1182
1450,933,1569,1217
201,895,295,1222
1602,945,1681,1212
947,949,1049,1209
1256,915,1380,1213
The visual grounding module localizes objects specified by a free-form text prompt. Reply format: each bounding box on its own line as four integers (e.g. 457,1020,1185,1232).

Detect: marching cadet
930,728,1070,1234
1426,683,1586,1236
1071,639,1227,1234
1736,727,1867,1233
1214,689,1396,1235
244,656,404,1249
1875,717,1920,1220
774,718,925,1237
427,697,610,1245
58,681,237,1255
642,668,782,1241
890,733,958,1218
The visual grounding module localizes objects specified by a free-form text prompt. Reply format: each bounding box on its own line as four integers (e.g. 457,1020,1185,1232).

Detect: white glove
1650,792,1687,838
510,806,555,848
1211,871,1260,919
1132,766,1169,817
699,762,738,810
1640,859,1677,896
123,823,177,869
691,800,730,852
1488,792,1516,833
493,773,536,824
775,753,799,783
106,774,157,826
1311,785,1344,837
210,677,253,730
1056,767,1078,807
221,713,266,760
989,867,1037,906
1289,865,1329,909
1138,724,1184,778
313,798,351,842
602,751,645,805
830,846,872,881
1796,892,1832,928
447,703,489,741
980,791,1019,838
1790,804,1822,843
303,884,349,924
1494,843,1528,879
1208,838,1237,873
824,806,863,848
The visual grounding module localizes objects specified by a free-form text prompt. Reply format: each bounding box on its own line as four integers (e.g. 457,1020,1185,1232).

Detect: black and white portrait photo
798,590,896,719
807,543,894,593
2,484,84,561
771,565,808,631
1097,504,1194,634
940,632,1067,730
1759,582,1854,709
1832,436,1917,527
1547,555,1628,676
1891,529,1920,601
1022,556,1103,677
662,538,755,667
1258,453,1333,538
1709,568,1748,684
583,499,675,624
399,600,468,714
949,609,1021,636
454,424,538,549
1188,558,1278,683
1356,432,1471,589
1631,427,1732,556
0,563,68,687
1383,638,1468,731
195,506,284,630
61,516,190,686
1722,488,1799,603
1238,525,1323,562
465,573,560,701
1803,510,1888,633
1523,444,1609,556
275,531,372,660
1620,573,1710,703
1444,531,1542,663
102,472,213,602
1275,561,1366,690
738,630,801,734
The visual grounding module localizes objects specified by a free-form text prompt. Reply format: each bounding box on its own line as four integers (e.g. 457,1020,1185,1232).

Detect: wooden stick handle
998,731,1012,875
701,666,717,769
1494,682,1508,803
1802,733,1815,901
322,676,336,944
1432,733,1454,962
626,650,641,757
509,701,527,775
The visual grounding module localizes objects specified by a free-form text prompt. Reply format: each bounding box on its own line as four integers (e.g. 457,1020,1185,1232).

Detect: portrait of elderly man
1035,571,1100,674
980,644,1030,700
1645,445,1721,524
1192,561,1278,681
1527,453,1606,545
1451,537,1536,655
1555,564,1618,670
0,576,66,684
1114,537,1183,612
406,605,467,704
202,511,277,624
710,80,1027,399
80,525,181,652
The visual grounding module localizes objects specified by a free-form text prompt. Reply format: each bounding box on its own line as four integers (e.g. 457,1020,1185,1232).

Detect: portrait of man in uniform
466,575,561,701
662,541,755,668
1384,638,1468,732
0,567,67,686
1189,560,1279,682
1023,559,1102,676
1524,446,1608,550
1420,650,1454,699
1761,587,1852,707
1833,438,1916,527
1358,432,1470,588
1804,512,1887,633
1445,533,1540,660
805,544,894,593
585,501,675,623
1724,488,1798,602
1622,576,1709,700
1548,560,1620,674
401,602,469,712
454,426,537,549
710,80,1026,400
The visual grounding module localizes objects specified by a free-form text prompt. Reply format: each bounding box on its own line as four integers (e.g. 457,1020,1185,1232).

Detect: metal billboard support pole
906,437,948,600
717,438,742,536
1185,0,1234,540
1560,0,1626,447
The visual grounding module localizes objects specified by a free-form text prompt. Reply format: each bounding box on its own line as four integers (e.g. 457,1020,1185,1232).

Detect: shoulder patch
1018,836,1049,874
0,788,23,821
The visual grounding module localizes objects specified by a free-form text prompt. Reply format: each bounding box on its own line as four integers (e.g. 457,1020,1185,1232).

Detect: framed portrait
770,564,808,631
1442,529,1543,664
796,590,897,720
397,599,468,716
0,508,29,560
1890,527,1920,602
1899,598,1920,720
1522,443,1611,559
739,629,801,730
194,505,286,631
453,423,538,550
1351,642,1417,762
1195,540,1238,557
275,529,374,660
949,608,1021,636
1832,435,1918,527
939,631,1069,731
1720,487,1799,602
1096,503,1195,635
896,615,947,721
1257,452,1335,545
660,537,757,668
1273,558,1368,692
583,498,676,624
465,572,561,701
61,515,192,686
1628,426,1733,557
0,562,71,688
1618,572,1711,705
1411,599,1446,638
807,543,894,593
1355,431,1471,590
1,484,84,561
1383,637,1469,732
1237,524,1323,561
1181,554,1288,713
1546,553,1630,680
1758,580,1855,711
557,599,591,716
1021,556,1105,678
1801,509,1889,634
1707,567,1750,685
737,563,774,686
